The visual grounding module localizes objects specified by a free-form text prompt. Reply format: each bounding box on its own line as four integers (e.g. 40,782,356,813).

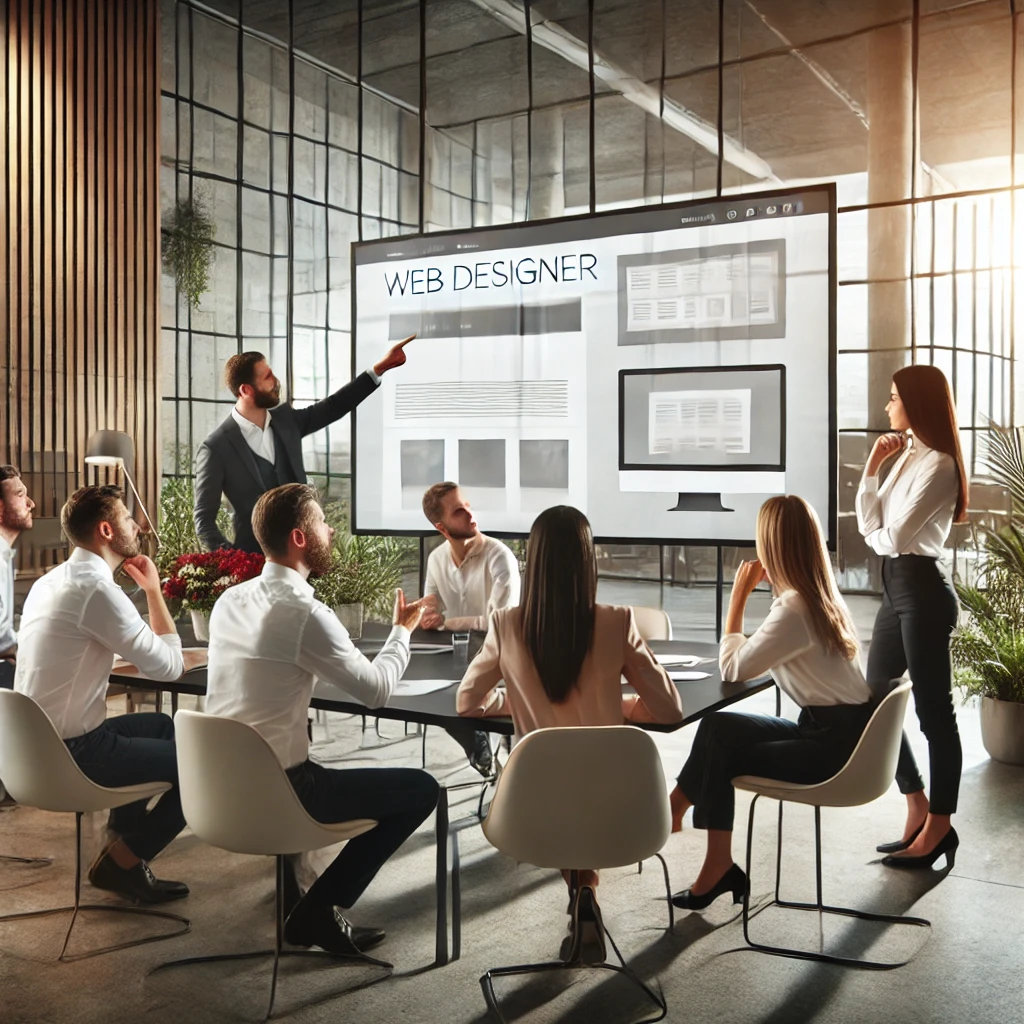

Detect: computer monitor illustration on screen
618,364,786,512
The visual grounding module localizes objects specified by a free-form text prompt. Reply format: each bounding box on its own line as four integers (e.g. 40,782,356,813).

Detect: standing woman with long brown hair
857,363,968,869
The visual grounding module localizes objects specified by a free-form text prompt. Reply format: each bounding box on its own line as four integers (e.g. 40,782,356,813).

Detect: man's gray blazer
193,371,379,553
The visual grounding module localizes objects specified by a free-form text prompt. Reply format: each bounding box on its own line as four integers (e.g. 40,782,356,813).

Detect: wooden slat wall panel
1,0,161,562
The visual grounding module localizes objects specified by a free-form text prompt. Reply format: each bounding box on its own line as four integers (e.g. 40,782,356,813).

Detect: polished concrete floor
1,581,1022,1024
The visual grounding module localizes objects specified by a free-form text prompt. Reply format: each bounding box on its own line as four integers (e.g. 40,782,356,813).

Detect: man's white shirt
424,534,521,632
15,548,184,738
205,561,410,769
0,534,17,652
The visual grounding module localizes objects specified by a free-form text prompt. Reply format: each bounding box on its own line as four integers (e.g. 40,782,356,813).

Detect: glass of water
451,631,471,664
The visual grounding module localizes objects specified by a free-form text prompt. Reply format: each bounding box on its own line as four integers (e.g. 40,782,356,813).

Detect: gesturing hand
122,556,162,595
866,432,905,476
393,588,425,632
373,334,416,376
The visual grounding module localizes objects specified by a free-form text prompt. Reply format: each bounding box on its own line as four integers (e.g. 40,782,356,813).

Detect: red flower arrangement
162,549,265,615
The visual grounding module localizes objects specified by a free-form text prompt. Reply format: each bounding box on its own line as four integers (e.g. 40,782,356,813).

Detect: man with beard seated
15,485,189,903
205,483,439,955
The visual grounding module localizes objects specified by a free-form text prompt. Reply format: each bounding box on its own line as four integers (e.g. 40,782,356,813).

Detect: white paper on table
654,653,702,668
388,678,456,698
668,670,711,681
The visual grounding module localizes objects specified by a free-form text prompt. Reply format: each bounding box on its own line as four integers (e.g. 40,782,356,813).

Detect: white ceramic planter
980,695,1024,766
334,602,364,639
190,610,211,642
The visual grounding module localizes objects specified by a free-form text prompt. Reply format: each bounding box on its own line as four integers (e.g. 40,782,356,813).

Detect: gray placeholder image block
520,440,569,489
401,439,446,486
459,439,506,488
401,439,445,511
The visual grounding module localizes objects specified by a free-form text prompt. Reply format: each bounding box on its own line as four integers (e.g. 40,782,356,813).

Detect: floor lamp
83,430,162,549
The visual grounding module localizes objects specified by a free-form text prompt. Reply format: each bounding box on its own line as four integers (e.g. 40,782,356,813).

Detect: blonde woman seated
456,505,683,919
669,495,875,911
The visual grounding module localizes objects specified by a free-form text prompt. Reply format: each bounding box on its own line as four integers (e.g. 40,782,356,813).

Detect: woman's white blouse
720,590,871,708
855,436,958,558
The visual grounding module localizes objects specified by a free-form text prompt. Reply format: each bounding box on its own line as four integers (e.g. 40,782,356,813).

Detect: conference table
110,623,774,967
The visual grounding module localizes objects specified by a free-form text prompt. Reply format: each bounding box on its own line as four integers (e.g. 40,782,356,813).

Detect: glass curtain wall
161,0,1024,597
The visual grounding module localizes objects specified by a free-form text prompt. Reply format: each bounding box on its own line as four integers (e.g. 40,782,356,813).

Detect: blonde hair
756,495,858,660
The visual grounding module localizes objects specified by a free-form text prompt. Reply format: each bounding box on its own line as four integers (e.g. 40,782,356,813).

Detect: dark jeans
286,759,438,911
0,659,14,689
677,703,876,832
64,713,185,863
866,554,961,815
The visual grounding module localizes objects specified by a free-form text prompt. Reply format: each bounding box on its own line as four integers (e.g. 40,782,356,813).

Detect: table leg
434,787,450,967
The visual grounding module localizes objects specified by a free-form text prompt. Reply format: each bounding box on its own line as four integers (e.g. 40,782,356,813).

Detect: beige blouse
455,604,684,737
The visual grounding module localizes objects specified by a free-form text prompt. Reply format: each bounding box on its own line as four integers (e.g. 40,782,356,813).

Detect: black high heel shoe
876,823,923,854
882,827,959,870
671,863,748,911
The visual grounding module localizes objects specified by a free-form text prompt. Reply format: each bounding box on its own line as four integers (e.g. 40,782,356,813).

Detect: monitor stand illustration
618,364,787,513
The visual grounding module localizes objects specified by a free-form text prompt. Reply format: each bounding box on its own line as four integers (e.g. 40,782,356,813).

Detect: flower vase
334,602,364,640
190,610,211,642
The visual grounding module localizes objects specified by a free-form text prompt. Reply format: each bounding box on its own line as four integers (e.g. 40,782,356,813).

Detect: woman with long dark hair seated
456,505,683,945
668,495,875,910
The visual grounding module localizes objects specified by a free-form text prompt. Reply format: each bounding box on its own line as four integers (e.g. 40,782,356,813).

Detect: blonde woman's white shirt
855,435,958,559
720,589,871,708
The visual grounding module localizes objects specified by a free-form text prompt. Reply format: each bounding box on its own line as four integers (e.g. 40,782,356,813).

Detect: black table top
119,620,772,737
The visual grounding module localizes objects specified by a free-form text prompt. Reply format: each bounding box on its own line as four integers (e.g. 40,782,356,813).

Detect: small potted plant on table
162,549,265,641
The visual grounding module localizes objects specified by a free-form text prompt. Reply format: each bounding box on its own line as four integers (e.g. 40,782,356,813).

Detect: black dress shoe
469,730,493,777
671,864,748,911
88,853,189,904
876,823,924,854
284,904,386,955
882,827,959,870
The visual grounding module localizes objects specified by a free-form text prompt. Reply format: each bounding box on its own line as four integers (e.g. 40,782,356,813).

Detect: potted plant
311,533,405,640
952,424,1024,764
952,568,1024,764
162,193,216,309
162,549,265,641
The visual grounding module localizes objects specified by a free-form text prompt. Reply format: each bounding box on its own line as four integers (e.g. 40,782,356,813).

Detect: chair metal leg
741,795,932,970
480,896,667,1024
652,853,674,934
150,854,391,1020
0,812,191,962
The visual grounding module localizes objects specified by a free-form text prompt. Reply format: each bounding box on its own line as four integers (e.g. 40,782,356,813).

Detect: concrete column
529,107,565,219
866,21,915,432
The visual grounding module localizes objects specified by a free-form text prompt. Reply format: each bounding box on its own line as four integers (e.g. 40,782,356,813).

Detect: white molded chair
0,689,190,960
630,606,672,642
733,681,931,969
151,710,388,1020
480,726,674,1024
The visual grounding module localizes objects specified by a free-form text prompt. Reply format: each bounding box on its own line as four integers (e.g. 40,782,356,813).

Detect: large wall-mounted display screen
352,185,835,545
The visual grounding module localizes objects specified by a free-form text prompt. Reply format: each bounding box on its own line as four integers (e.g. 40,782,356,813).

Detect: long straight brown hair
892,364,969,523
756,496,859,660
519,505,597,704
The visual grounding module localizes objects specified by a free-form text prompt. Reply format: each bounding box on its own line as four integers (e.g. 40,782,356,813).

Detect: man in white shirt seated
205,483,439,957
420,482,521,775
15,486,188,904
0,464,35,690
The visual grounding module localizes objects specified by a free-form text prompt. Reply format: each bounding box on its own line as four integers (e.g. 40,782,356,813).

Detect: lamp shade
84,429,135,468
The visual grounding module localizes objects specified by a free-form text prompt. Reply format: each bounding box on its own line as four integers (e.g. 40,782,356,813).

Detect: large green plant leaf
981,425,1024,516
